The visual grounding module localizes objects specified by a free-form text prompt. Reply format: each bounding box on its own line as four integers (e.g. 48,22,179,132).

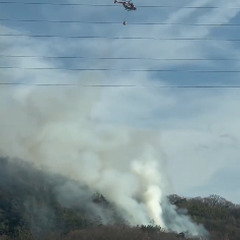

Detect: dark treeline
0,157,239,240
0,157,124,239
169,194,240,240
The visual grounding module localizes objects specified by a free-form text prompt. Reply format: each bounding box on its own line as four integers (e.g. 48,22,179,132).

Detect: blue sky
0,0,240,205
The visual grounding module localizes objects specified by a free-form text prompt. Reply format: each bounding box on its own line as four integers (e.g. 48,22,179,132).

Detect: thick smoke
0,17,208,237
0,156,124,238
0,83,206,237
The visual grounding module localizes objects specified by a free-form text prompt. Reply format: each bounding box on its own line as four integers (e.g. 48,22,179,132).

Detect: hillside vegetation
0,157,239,240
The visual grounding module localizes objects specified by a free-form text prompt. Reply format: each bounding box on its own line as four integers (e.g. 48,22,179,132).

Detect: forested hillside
169,194,240,240
0,157,239,240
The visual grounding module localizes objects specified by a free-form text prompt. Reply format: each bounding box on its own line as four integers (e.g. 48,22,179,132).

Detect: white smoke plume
0,14,209,237
0,81,207,237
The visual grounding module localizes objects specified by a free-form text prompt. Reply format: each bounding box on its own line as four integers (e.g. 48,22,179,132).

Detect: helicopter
114,0,137,25
114,0,137,11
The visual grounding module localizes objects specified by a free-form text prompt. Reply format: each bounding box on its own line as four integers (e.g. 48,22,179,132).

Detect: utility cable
1,19,240,27
0,1,240,9
1,34,240,42
1,55,240,61
0,66,240,73
0,82,240,88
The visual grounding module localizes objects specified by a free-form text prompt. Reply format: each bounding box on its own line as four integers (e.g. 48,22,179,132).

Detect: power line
1,19,240,27
0,66,240,73
0,1,240,9
1,34,240,42
1,55,240,61
0,82,240,88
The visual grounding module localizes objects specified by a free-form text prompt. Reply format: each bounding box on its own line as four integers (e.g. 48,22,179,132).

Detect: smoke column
0,20,207,237
0,83,207,236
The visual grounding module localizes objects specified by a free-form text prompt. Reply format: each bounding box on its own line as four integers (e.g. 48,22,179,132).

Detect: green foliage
1,157,240,240
0,157,111,239
168,194,240,240
59,225,195,240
